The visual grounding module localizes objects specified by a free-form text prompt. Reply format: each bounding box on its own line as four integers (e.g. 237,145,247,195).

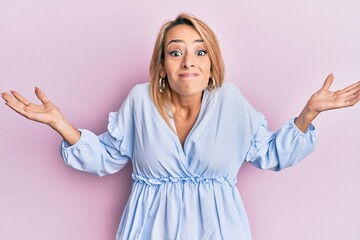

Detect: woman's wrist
50,114,81,145
295,104,319,133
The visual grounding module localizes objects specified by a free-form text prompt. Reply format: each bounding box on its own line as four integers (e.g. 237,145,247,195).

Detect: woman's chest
130,109,246,178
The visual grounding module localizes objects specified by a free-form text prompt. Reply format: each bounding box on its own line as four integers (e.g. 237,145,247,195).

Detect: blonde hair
149,13,225,127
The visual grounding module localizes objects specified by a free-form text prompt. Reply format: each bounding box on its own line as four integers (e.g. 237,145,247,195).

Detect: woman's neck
170,91,203,147
171,91,203,119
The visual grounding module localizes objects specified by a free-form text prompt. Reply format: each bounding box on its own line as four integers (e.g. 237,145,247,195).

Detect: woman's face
162,24,211,98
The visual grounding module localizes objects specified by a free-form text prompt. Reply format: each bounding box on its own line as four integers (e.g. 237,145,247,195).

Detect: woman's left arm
295,74,360,132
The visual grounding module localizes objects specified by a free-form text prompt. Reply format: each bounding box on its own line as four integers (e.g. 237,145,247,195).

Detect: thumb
321,73,334,91
34,87,49,104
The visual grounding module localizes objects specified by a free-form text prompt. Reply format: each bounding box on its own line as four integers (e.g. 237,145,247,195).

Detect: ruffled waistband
132,173,237,187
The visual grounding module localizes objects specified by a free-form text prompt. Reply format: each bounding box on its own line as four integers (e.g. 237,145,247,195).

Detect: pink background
1,1,359,239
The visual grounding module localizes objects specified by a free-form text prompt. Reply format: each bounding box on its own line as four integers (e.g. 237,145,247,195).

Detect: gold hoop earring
207,77,216,91
159,77,165,93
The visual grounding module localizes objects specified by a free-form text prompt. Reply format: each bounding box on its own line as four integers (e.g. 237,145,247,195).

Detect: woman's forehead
165,24,203,45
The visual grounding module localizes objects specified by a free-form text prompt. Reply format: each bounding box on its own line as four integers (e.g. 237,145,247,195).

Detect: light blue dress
61,82,316,240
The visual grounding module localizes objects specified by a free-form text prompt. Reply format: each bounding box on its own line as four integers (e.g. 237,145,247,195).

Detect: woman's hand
295,74,360,132
2,87,62,127
306,73,360,114
2,87,81,145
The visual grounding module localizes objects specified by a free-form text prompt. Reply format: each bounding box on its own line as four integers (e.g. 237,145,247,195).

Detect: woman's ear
160,65,166,78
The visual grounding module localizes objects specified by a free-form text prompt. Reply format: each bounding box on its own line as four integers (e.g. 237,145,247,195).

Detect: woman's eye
169,51,182,57
196,50,207,56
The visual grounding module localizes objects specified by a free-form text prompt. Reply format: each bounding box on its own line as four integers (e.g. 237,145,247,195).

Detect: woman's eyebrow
167,39,204,47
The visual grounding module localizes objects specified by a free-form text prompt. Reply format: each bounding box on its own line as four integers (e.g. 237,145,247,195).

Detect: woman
2,13,360,240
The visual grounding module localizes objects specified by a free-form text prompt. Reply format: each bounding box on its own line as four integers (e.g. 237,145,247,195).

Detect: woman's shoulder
219,81,238,91
214,81,258,115
116,82,151,110
217,81,245,100
128,82,151,97
123,82,152,104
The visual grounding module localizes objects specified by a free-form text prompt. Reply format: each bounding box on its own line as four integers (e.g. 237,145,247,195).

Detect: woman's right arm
1,87,80,145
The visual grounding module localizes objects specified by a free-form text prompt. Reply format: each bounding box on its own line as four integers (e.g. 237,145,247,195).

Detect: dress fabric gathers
60,82,316,240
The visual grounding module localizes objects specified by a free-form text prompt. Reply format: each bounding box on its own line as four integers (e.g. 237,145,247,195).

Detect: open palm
2,87,61,127
307,74,360,114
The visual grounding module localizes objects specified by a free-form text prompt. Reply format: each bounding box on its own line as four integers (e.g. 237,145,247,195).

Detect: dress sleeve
60,92,135,177
244,114,317,171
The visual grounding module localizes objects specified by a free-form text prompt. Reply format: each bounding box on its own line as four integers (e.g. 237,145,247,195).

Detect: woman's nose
181,53,195,68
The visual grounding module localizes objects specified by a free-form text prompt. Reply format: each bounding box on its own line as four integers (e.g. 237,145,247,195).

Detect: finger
10,90,31,105
348,93,360,106
1,92,10,102
344,81,360,93
34,87,49,104
3,94,30,117
337,82,360,103
2,92,25,108
321,73,334,91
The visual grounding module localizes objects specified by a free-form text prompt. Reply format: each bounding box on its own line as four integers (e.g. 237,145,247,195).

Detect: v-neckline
170,90,208,155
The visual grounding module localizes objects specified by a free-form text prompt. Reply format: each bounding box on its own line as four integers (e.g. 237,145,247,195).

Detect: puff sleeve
244,114,317,171
60,91,135,177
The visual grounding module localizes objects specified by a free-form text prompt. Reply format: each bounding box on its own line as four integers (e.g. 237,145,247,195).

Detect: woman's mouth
179,73,199,78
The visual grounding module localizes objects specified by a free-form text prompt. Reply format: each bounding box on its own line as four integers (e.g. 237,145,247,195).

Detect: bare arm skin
295,74,360,132
1,87,80,145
